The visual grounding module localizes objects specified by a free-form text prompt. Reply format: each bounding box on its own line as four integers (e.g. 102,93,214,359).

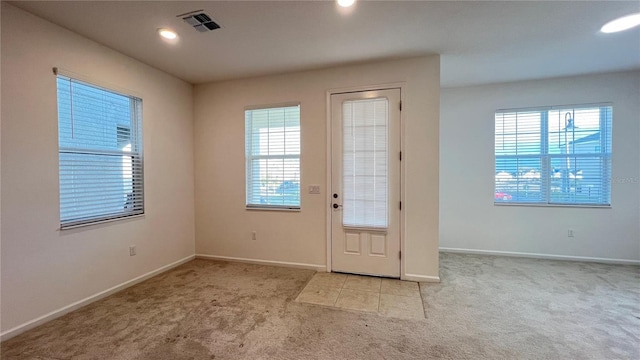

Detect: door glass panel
342,98,388,228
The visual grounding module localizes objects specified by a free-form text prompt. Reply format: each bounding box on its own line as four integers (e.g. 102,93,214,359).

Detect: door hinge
399,201,402,210
399,251,402,260
399,100,402,111
399,151,402,161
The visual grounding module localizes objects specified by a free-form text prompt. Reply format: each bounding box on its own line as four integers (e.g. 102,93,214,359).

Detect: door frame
325,82,407,279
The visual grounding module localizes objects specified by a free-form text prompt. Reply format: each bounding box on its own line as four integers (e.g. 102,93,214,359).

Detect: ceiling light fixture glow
601,13,640,33
158,28,178,40
337,0,355,8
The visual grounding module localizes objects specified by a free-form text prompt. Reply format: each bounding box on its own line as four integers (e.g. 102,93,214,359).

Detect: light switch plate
308,185,321,194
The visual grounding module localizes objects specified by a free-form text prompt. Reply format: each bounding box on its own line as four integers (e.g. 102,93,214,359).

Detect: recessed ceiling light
601,13,640,34
337,0,355,8
158,28,178,40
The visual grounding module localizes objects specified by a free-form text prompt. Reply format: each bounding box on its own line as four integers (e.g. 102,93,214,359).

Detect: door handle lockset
332,203,342,209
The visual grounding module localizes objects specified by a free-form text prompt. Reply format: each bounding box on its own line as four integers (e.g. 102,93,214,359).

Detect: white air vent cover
178,10,221,33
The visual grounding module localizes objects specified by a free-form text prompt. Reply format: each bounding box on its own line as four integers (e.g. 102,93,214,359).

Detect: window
342,98,388,228
245,104,300,209
495,104,612,206
57,75,144,228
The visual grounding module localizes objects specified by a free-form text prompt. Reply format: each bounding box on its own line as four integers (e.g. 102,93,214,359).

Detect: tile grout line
333,275,348,306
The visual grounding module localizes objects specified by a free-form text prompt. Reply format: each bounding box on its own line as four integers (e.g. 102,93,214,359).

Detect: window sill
246,205,301,212
494,202,610,209
59,213,145,230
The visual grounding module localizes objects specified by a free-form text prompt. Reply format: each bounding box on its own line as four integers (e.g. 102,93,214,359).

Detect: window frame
494,103,612,208
56,73,144,229
244,103,301,211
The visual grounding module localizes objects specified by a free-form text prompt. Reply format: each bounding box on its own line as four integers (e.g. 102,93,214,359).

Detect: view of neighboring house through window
57,75,144,228
494,104,612,206
245,104,301,209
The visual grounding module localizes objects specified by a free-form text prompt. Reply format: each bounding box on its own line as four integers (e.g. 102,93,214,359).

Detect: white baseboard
196,254,327,272
0,254,195,342
439,247,640,265
403,273,440,283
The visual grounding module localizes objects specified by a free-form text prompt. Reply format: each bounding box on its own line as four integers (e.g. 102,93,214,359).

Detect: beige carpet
1,253,639,359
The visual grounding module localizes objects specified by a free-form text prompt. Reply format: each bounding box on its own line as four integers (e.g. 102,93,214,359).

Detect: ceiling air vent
178,10,221,33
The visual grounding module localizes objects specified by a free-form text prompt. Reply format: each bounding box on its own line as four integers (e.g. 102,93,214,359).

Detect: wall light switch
308,185,321,194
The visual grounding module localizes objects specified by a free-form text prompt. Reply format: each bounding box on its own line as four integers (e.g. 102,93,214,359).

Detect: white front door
330,89,401,278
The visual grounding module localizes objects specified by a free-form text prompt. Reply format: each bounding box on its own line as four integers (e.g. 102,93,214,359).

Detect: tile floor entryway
295,272,425,319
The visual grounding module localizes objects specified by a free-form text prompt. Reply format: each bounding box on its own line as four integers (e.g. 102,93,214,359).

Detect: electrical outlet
567,229,574,238
252,231,257,241
129,245,136,256
308,185,321,194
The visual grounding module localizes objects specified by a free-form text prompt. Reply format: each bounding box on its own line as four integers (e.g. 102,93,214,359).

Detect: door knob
332,203,342,209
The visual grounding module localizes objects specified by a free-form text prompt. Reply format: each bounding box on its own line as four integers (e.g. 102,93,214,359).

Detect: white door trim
325,82,407,278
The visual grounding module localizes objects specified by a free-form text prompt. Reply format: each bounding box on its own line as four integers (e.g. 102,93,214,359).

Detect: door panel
331,89,401,278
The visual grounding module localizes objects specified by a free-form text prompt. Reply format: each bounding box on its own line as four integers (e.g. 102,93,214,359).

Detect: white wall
1,3,195,335
440,71,640,262
194,57,440,281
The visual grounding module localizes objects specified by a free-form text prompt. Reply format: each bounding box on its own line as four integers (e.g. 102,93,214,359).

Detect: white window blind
245,105,300,209
57,75,144,228
495,104,612,206
342,98,388,228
